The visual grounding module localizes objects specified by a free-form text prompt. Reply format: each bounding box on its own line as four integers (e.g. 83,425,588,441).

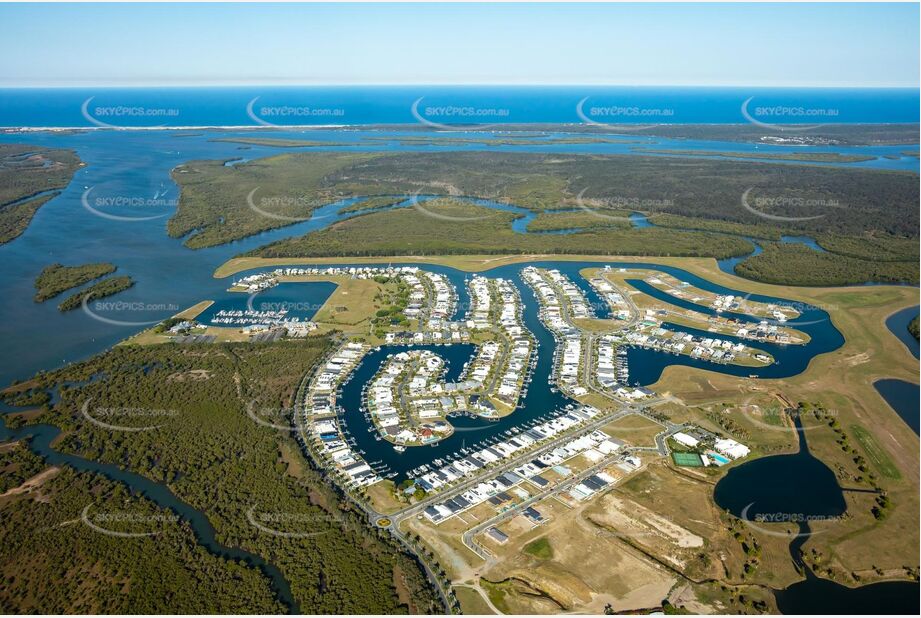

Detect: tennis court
672,451,704,467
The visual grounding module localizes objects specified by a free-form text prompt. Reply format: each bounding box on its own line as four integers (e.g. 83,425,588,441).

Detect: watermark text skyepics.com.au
81,186,176,222
81,97,180,128
82,296,180,328
81,399,179,432
246,505,335,538
247,97,345,126
93,106,180,119
576,97,674,130
411,97,510,129
740,96,837,131
92,300,179,313
574,189,674,221
752,512,845,524
245,188,341,222
81,504,179,538
740,187,839,223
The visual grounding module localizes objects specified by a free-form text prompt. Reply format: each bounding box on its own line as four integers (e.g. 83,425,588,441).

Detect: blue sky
1,3,918,87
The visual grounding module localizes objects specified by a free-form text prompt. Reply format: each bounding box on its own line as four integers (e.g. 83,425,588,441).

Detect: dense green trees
58,276,135,312
172,150,919,248
34,262,117,302
4,338,441,613
0,144,83,244
253,198,753,260
0,467,284,613
736,243,918,286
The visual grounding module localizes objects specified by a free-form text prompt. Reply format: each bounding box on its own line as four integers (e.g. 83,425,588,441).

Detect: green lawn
523,537,554,560
851,425,901,480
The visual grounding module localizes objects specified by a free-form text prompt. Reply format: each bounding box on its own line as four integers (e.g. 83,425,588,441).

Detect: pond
713,414,919,614
874,378,920,436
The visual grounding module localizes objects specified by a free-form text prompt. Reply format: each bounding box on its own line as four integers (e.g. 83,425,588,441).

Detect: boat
394,445,406,453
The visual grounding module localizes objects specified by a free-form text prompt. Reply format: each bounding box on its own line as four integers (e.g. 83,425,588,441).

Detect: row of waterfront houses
305,341,382,488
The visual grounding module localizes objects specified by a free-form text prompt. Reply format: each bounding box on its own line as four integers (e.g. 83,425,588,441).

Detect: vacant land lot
602,415,664,447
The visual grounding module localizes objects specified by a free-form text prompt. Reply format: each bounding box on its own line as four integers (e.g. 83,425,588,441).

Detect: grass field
453,585,496,615
306,275,383,332
523,537,554,559
851,424,901,480
602,415,665,447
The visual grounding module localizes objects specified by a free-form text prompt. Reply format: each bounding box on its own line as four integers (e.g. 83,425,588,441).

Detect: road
533,268,636,401
292,351,454,612
289,271,677,613
383,404,643,527
460,448,634,559
460,418,687,560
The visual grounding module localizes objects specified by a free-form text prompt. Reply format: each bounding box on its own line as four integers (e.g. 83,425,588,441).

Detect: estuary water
874,379,920,436
0,127,897,388
886,305,920,360
874,306,920,436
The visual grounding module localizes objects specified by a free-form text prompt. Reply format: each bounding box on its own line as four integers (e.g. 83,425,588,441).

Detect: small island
34,262,117,302
58,275,135,312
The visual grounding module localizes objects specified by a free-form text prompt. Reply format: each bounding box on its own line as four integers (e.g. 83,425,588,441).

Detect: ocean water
0,86,918,128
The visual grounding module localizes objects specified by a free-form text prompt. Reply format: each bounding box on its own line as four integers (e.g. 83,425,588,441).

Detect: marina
275,259,848,485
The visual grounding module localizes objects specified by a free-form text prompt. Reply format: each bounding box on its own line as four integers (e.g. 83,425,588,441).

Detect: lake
713,415,919,613
874,379,920,436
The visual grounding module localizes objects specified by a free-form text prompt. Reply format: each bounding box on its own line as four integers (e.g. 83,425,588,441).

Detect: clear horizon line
0,82,918,90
